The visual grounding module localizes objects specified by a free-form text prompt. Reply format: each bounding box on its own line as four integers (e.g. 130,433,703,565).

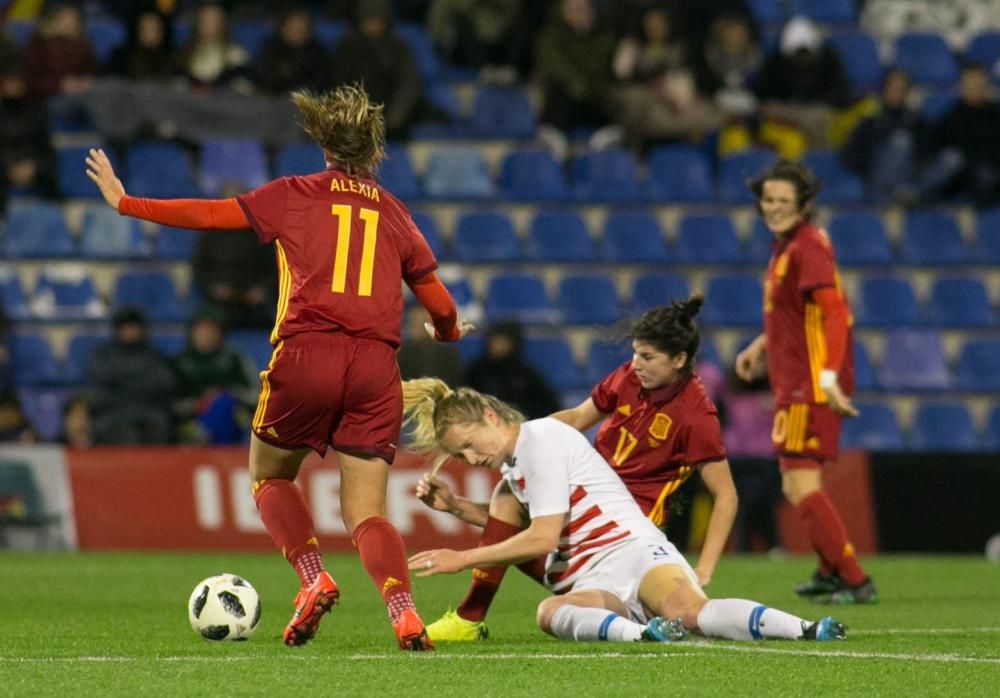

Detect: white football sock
548,605,646,642
696,598,807,641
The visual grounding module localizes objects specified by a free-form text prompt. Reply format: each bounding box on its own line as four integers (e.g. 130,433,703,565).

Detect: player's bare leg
249,434,339,647
338,450,432,651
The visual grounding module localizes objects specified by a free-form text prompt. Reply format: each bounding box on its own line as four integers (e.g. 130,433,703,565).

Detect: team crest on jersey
649,413,672,440
774,252,790,279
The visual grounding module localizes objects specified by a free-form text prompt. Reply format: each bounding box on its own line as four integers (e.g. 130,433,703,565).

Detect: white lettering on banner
193,466,222,530
231,471,265,532
310,471,348,535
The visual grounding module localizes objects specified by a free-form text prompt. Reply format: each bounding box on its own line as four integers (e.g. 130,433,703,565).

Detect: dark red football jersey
590,364,726,526
763,221,854,405
237,167,437,347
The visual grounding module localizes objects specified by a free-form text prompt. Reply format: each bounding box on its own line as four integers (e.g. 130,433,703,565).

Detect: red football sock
353,516,415,624
253,478,324,587
456,516,546,622
796,490,866,586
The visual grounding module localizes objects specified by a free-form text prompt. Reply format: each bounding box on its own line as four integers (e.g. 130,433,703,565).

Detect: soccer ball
187,573,261,641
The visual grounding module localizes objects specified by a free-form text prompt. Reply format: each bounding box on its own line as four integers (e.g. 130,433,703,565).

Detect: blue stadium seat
151,332,186,357
5,20,34,47
675,215,743,264
975,208,1000,263
571,148,642,202
86,17,127,64
801,150,864,204
840,401,903,450
853,340,878,392
422,147,494,199
17,387,68,441
274,144,325,177
31,271,104,321
895,32,959,88
484,273,554,324
452,212,519,263
396,22,440,81
645,145,714,202
984,405,1000,450
0,271,30,320
418,82,464,136
378,144,420,200
718,149,776,203
153,226,199,260
601,212,669,263
966,31,1000,73
878,330,950,391
229,18,273,59
954,339,1000,391
522,338,583,391
856,277,920,327
526,211,594,262
702,275,763,326
498,149,568,201
741,219,772,264
126,142,200,198
789,0,856,24
910,402,979,452
226,330,273,375
112,271,187,323
631,274,690,314
919,89,956,123
827,212,894,265
926,277,991,327
313,20,346,49
62,334,107,385
2,204,74,258
80,206,148,259
199,138,269,196
409,210,445,259
441,276,474,308
900,210,968,265
57,146,106,199
585,339,632,386
473,86,536,138
9,334,60,386
455,335,485,364
556,274,620,326
746,0,785,24
829,30,883,95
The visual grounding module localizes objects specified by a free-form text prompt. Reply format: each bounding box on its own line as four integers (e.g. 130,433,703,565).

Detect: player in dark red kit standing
86,85,473,649
735,160,877,604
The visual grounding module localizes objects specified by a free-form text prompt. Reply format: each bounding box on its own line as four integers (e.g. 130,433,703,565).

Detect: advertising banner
0,445,77,550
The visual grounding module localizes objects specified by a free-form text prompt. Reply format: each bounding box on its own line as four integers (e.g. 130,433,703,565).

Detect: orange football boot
393,608,434,651
283,571,339,647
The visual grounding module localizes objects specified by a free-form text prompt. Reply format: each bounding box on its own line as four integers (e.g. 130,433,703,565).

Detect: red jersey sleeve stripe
569,486,588,507
561,505,602,537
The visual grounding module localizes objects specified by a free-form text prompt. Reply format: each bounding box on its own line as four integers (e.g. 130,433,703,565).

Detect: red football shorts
251,331,402,462
771,401,841,467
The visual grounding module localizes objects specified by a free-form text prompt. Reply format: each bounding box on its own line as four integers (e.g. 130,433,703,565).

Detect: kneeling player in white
403,378,845,643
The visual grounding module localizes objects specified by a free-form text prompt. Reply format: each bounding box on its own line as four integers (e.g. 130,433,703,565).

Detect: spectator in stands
924,62,1000,207
0,304,11,395
172,305,254,444
396,303,464,385
694,12,761,119
0,390,36,443
254,7,331,96
534,0,616,137
426,0,525,81
192,203,276,330
58,394,93,448
86,307,177,445
464,321,560,419
840,69,928,205
173,1,251,93
611,4,724,148
21,3,97,101
105,10,175,81
754,16,851,157
328,0,424,140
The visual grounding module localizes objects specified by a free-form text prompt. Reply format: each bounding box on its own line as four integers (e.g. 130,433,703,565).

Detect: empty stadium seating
498,149,568,202
571,148,642,202
556,274,620,326
827,211,894,266
909,402,979,451
840,401,904,451
676,215,744,264
645,145,714,202
199,138,269,196
877,330,950,391
452,212,519,263
526,211,594,262
484,273,554,325
601,212,670,263
856,277,920,327
894,32,959,88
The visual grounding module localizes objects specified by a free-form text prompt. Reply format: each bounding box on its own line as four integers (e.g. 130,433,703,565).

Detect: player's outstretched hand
734,335,766,383
415,474,456,513
84,148,125,210
424,318,476,341
408,548,464,577
822,382,859,418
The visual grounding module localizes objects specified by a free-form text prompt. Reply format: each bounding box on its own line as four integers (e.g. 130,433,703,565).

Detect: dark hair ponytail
630,293,703,373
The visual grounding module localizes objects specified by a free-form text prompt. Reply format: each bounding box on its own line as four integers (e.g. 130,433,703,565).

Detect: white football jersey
501,418,665,593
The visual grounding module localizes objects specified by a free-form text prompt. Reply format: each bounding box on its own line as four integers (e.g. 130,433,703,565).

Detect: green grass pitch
1,552,998,696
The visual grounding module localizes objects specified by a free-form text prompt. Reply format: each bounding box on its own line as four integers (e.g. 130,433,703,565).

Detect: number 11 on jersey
330,204,379,296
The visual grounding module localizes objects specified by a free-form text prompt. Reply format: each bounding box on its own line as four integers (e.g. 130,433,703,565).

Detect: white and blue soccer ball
187,573,261,641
